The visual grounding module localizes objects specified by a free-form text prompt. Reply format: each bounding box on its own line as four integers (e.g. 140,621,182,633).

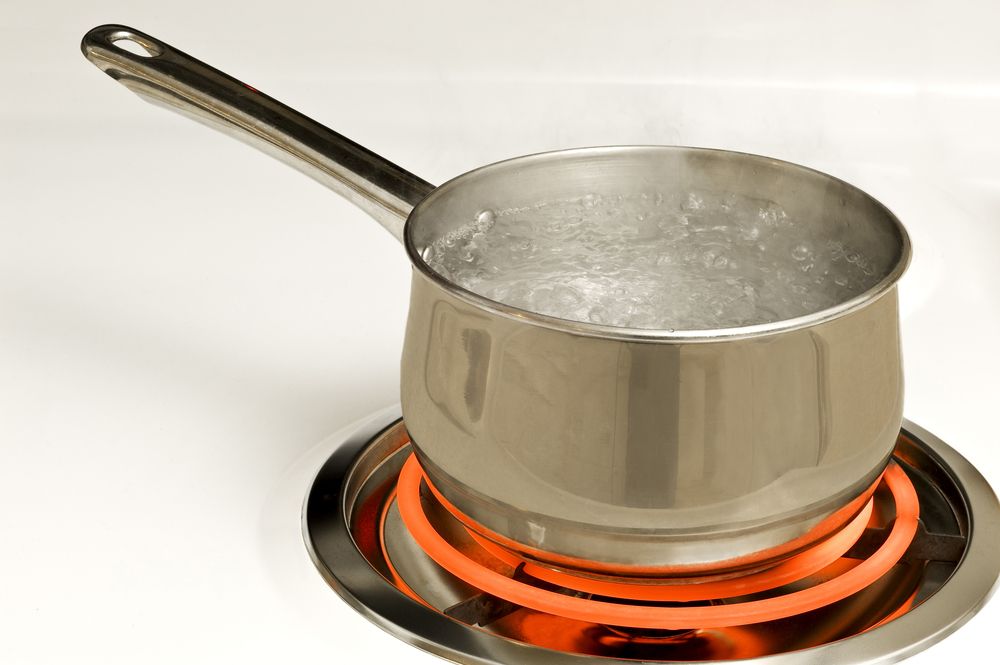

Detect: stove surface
3,2,1000,664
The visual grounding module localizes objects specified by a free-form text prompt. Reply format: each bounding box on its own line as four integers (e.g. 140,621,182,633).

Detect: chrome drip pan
303,417,1000,664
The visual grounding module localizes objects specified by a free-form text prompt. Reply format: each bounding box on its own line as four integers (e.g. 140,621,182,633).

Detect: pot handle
81,24,434,243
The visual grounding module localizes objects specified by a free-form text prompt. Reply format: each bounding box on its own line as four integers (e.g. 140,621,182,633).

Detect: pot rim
403,145,911,343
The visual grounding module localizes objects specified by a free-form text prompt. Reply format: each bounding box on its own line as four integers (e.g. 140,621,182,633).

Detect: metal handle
81,25,434,243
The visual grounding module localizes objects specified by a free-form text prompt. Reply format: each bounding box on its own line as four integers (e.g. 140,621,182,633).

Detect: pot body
401,275,902,573
400,146,908,574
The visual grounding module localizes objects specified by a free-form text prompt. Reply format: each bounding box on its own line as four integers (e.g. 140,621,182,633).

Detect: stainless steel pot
83,25,910,575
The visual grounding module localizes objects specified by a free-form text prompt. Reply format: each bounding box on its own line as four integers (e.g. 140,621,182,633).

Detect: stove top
304,413,999,663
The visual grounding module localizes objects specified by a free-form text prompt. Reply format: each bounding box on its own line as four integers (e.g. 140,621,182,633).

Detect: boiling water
423,192,881,330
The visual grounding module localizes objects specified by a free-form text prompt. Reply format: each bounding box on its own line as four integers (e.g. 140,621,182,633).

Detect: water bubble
758,202,788,226
476,209,496,229
682,193,704,211
587,306,609,324
791,243,812,261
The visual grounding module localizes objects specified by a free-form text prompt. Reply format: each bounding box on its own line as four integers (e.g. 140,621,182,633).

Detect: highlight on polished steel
83,25,911,573
304,412,1000,664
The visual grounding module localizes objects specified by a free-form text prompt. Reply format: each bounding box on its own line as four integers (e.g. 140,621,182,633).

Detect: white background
2,1,999,663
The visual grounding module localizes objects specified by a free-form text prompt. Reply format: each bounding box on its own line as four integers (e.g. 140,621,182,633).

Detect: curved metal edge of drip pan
302,413,1000,665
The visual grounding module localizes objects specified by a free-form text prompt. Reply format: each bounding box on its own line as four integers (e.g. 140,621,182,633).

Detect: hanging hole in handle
110,32,162,58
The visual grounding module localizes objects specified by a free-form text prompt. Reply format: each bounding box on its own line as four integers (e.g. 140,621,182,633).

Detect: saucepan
82,25,910,576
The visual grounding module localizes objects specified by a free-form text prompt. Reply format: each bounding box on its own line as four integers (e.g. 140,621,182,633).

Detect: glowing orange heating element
395,454,919,629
